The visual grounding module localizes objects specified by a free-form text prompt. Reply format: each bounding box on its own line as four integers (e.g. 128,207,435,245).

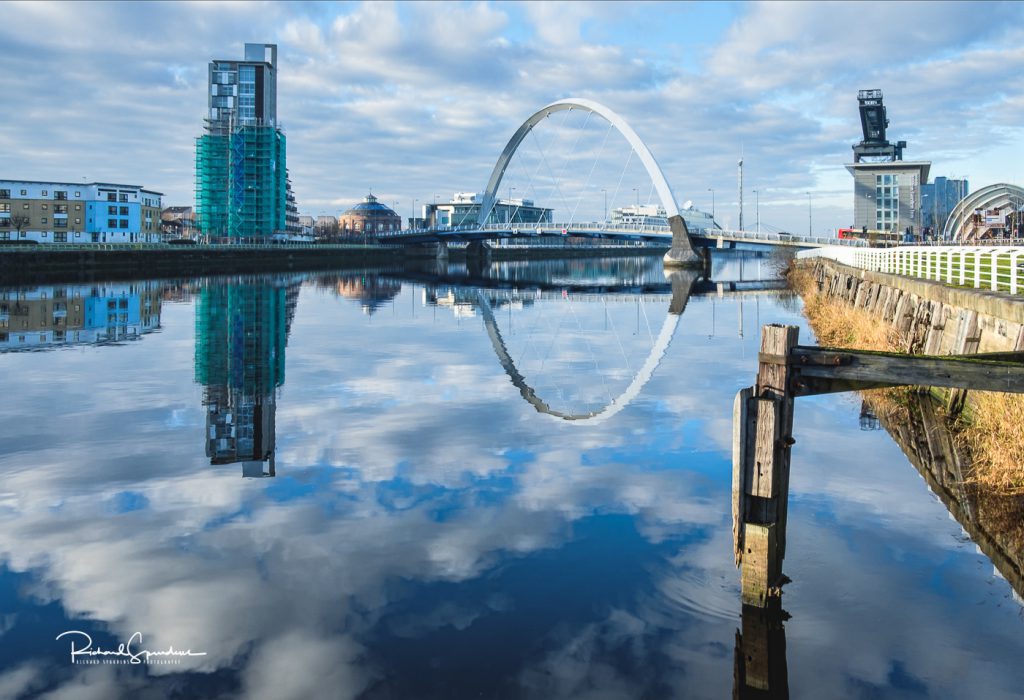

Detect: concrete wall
807,257,1024,356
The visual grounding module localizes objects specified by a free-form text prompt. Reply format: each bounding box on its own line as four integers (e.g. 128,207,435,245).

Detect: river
0,251,1021,699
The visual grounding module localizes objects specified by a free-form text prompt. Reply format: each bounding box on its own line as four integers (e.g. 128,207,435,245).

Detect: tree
9,214,29,240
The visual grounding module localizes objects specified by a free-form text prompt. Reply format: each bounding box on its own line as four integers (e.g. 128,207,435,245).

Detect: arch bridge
377,99,846,258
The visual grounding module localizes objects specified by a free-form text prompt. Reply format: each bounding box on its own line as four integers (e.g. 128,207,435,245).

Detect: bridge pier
666,268,699,316
663,214,704,268
466,241,493,264
404,241,449,263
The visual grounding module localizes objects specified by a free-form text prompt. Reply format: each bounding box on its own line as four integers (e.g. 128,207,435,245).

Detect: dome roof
343,193,398,216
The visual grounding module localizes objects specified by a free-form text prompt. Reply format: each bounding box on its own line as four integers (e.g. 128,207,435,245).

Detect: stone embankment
808,257,1024,357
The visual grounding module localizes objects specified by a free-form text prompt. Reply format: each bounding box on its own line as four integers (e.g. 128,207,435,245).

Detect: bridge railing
798,245,1024,295
710,230,866,247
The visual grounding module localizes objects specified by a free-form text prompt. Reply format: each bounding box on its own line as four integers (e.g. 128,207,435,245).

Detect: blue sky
2,0,1023,234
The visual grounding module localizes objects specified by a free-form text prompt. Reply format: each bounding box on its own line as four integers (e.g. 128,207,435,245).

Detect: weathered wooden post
733,601,790,699
734,324,799,607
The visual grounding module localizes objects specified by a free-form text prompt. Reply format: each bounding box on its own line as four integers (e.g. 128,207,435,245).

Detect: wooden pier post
734,324,799,607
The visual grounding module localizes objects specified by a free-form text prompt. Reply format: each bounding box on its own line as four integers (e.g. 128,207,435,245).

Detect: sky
2,0,1023,234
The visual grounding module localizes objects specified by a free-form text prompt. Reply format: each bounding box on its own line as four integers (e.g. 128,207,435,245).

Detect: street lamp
508,186,516,223
602,188,607,223
753,189,760,234
806,192,812,237
707,188,715,221
633,187,639,209
412,198,418,230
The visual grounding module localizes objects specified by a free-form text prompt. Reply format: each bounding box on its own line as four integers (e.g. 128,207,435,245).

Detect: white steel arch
943,183,1024,241
477,98,681,226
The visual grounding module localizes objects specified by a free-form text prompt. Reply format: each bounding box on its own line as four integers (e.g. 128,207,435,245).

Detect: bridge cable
552,109,594,213
602,297,633,373
504,135,552,232
528,122,574,227
564,292,615,410
607,147,635,228
639,297,655,344
567,120,615,229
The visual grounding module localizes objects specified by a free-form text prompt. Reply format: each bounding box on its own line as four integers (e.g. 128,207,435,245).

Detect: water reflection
0,253,1021,698
872,390,1024,602
0,282,162,350
195,277,301,477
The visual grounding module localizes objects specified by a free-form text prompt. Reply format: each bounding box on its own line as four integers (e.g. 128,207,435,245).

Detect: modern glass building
195,43,287,243
921,176,969,234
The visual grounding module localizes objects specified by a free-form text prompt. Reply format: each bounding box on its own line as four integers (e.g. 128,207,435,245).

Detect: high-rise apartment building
921,177,969,234
195,43,287,242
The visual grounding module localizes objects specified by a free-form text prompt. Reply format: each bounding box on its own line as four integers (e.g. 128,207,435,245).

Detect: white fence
798,245,1024,295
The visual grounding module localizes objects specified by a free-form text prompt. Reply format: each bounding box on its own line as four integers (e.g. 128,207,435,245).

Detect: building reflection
0,282,162,351
315,275,401,316
195,276,300,478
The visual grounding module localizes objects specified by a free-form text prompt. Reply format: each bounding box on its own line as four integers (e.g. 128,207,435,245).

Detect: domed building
338,194,401,238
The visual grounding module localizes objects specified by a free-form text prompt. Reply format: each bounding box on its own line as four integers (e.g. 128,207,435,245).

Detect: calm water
0,252,1021,699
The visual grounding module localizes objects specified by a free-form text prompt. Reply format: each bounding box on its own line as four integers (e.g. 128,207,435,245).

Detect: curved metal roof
944,182,1024,240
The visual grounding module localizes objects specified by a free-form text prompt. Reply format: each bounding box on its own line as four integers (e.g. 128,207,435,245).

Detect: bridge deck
377,223,864,249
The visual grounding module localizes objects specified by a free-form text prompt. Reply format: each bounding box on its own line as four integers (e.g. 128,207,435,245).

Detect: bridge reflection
188,252,790,472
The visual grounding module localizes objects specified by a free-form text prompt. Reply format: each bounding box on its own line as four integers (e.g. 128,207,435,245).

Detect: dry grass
789,260,1024,494
787,263,902,352
958,391,1024,493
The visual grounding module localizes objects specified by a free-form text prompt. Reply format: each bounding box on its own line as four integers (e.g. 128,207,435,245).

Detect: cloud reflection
0,258,1021,698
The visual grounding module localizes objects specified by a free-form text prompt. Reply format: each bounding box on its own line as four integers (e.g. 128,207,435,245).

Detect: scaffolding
195,125,286,242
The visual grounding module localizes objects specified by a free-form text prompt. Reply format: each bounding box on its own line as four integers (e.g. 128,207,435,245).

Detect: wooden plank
733,387,754,566
741,522,778,607
790,347,1024,395
749,397,780,498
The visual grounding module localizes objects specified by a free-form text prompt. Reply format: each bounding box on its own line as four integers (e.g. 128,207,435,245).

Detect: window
41,190,47,196
108,206,117,215
108,219,117,228
119,194,128,202
74,218,81,224
107,193,116,202
0,220,8,228
54,219,66,227
0,204,8,212
55,205,67,214
41,204,48,210
55,232,66,242
22,204,29,210
20,190,26,195
119,219,128,228
119,206,128,215
0,190,8,198
875,174,901,231
74,232,81,238
54,191,66,200
74,204,81,211
41,217,47,224
74,191,80,198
